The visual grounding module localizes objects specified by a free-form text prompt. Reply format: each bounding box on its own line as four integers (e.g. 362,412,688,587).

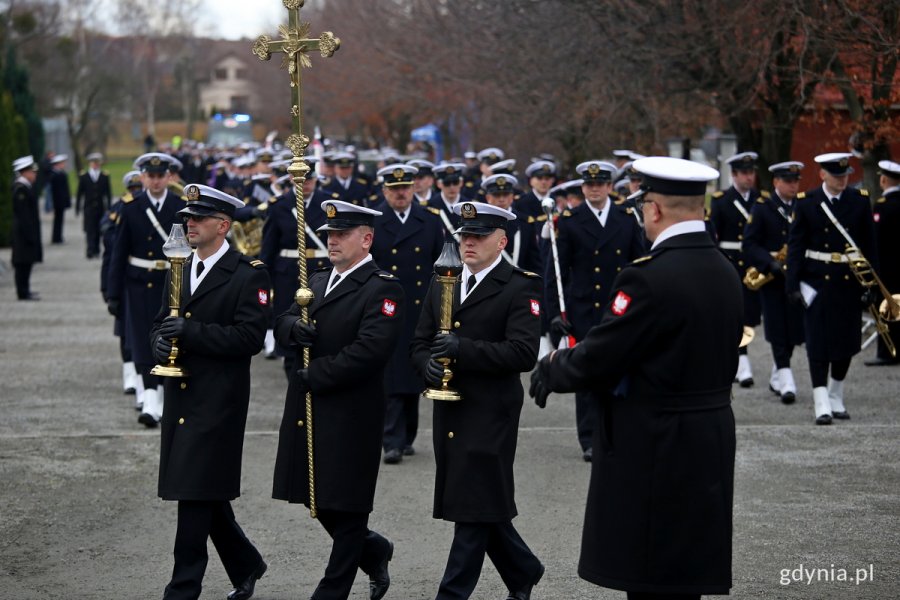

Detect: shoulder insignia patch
760,190,771,198
377,271,397,279
249,259,266,268
609,191,619,199
876,196,886,204
357,177,368,184
614,198,625,205
122,194,134,204
527,216,536,223
535,214,548,222
514,268,540,278
562,210,572,217
712,191,725,198
426,206,441,215
757,197,766,204
465,182,474,187
796,192,806,199
331,192,340,199
860,189,869,197
631,255,653,265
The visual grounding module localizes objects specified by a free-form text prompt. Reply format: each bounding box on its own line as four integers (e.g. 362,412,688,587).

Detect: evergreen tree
0,93,16,246
2,46,43,162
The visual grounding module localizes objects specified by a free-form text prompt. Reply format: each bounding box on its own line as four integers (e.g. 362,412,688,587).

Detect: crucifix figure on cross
252,0,340,519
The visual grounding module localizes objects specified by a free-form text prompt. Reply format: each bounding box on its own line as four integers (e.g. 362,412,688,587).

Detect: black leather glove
431,332,460,360
768,260,784,276
107,299,120,317
424,359,445,388
788,291,804,306
291,320,318,347
529,364,550,409
158,316,186,340
153,336,173,364
549,316,573,346
294,368,311,395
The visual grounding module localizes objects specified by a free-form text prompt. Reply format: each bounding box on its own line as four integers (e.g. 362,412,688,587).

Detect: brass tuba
743,244,788,290
846,247,900,358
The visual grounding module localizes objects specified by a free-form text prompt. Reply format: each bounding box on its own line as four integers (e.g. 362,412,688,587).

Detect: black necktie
331,273,341,290
196,261,204,276
398,211,405,221
466,274,476,294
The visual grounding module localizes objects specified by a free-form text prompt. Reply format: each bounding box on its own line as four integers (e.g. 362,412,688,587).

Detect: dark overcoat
272,259,404,512
107,190,185,366
710,186,762,325
542,231,742,595
49,168,72,210
371,202,444,395
545,201,645,340
150,249,271,500
11,179,43,265
873,188,900,291
411,259,542,522
75,171,112,229
743,193,805,347
786,186,876,361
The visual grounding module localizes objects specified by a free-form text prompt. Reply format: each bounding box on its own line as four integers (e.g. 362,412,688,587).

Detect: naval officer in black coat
370,164,444,463
531,156,741,600
743,161,806,403
411,201,545,600
866,160,900,366
786,152,877,424
75,152,113,258
10,156,43,300
149,184,270,600
273,200,403,600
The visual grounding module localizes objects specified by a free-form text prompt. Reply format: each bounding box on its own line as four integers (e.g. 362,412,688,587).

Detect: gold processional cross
252,0,340,519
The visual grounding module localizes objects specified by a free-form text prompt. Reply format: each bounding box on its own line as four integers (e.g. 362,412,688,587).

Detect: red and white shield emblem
530,299,541,316
257,289,269,305
382,299,397,317
611,291,631,316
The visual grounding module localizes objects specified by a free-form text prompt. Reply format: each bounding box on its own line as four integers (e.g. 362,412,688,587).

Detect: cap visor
453,226,498,236
177,205,219,218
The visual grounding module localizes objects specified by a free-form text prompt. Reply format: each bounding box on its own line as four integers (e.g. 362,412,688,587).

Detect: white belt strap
438,209,460,242
293,207,329,253
732,199,750,221
128,256,171,270
280,248,329,259
145,207,169,242
501,230,521,266
805,250,854,264
819,201,858,250
719,241,742,251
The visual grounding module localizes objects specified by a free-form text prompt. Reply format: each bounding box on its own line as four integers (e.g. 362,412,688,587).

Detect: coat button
448,432,454,439
824,227,829,232
415,247,421,253
617,267,622,272
147,251,153,257
594,250,599,256
595,284,601,290
180,382,187,390
737,234,743,241
454,321,461,328
147,282,153,288
185,312,192,318
415,299,421,305
391,265,398,271
594,267,600,273
297,420,304,427
147,236,153,241
417,281,423,287
825,274,830,281
616,249,622,255
738,260,744,267
844,275,849,281
824,243,830,249
594,302,601,308
391,249,398,254
416,265,421,271
178,418,184,425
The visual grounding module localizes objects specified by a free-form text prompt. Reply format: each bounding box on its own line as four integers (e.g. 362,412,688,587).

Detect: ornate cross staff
252,0,340,519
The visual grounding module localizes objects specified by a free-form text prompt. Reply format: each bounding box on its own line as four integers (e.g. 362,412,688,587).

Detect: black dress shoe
582,447,592,462
864,357,899,366
506,563,544,600
780,391,796,404
137,413,159,428
227,560,267,600
739,377,754,388
832,411,850,420
815,414,833,425
402,445,415,456
369,541,392,600
383,448,402,464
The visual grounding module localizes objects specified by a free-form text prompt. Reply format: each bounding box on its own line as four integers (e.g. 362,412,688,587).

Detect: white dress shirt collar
190,240,229,294
651,220,707,249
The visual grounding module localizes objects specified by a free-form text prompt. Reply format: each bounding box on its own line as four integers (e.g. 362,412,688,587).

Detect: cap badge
185,185,200,201
497,177,508,188
488,153,497,161
446,166,456,174
588,164,600,175
150,157,161,166
839,158,848,167
461,203,477,220
790,165,799,173
326,204,337,218
393,168,405,179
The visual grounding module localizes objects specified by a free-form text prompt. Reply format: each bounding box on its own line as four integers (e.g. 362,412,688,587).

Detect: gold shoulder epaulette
614,198,625,205
625,207,633,215
876,196,886,204
331,192,340,199
268,195,279,204
760,190,771,198
465,181,474,187
369,194,378,201
535,214,548,222
796,192,806,199
527,216,536,223
609,191,619,199
426,206,441,215
249,259,265,268
122,194,135,204
515,269,540,278
257,202,270,212
860,189,869,197
356,177,368,184
109,212,118,222
562,210,572,217
631,255,653,265
377,271,397,279
712,190,725,198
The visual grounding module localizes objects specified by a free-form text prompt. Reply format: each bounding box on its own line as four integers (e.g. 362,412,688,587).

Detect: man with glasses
531,156,741,600
412,200,545,600
108,152,184,427
149,184,271,600
545,160,645,461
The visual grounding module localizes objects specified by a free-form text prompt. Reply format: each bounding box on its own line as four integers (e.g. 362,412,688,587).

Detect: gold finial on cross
252,0,340,520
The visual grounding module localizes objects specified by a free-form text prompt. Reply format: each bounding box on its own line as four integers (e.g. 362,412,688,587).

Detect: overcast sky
196,0,285,40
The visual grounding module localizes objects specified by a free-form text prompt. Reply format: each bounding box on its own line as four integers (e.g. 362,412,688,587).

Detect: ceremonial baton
543,197,576,348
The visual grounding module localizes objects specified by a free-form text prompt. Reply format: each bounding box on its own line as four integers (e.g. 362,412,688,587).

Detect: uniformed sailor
865,160,900,366
516,160,557,218
10,156,42,300
75,152,113,258
482,174,542,273
429,163,468,241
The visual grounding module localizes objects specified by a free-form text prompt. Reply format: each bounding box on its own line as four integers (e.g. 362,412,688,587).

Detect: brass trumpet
846,247,900,358
743,244,787,290
231,217,264,256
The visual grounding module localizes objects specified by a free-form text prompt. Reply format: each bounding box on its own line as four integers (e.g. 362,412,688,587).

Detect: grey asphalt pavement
1,210,897,599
